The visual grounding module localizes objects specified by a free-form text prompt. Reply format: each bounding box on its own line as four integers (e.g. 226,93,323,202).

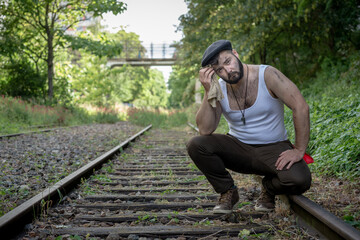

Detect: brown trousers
186,134,312,195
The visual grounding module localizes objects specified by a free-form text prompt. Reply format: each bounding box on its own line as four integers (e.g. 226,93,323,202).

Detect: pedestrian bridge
107,43,177,68
107,58,176,67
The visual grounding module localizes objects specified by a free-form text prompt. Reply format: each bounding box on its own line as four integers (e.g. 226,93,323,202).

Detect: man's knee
288,171,312,194
186,135,209,155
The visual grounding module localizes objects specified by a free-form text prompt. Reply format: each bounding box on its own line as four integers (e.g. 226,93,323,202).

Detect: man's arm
265,66,310,170
196,67,222,135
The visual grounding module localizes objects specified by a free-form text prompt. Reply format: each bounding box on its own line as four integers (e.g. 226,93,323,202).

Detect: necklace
230,64,248,125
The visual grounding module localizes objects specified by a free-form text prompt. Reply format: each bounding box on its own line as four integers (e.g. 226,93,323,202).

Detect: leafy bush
286,54,360,179
309,95,359,179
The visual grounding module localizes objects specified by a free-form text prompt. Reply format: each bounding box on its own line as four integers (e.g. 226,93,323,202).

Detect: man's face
212,50,243,84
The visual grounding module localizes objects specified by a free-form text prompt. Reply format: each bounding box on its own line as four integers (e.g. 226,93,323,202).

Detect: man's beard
223,57,244,84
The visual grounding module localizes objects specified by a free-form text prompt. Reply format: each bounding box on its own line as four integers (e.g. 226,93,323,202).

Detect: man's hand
199,67,215,92
275,148,304,170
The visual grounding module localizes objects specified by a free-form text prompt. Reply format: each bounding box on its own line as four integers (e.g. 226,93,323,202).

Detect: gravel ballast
0,122,143,216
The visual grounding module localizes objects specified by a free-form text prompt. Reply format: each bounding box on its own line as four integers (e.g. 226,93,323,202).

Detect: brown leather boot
254,188,275,212
213,187,239,214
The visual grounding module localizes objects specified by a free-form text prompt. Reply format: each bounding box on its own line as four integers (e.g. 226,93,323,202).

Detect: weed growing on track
187,162,199,171
160,189,177,195
55,236,85,240
93,174,112,183
103,161,114,174
80,178,99,195
40,198,53,219
135,214,158,224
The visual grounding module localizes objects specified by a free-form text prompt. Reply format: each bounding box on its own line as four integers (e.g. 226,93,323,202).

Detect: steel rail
0,123,102,139
289,195,360,240
0,124,152,239
0,128,54,138
187,122,360,240
0,124,79,139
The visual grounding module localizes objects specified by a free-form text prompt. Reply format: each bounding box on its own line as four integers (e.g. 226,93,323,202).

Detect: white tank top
219,65,287,144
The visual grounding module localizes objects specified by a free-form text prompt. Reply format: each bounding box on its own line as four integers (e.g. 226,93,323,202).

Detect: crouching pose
186,40,312,214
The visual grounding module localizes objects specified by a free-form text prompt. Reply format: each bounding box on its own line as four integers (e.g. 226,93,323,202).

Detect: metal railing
122,43,177,59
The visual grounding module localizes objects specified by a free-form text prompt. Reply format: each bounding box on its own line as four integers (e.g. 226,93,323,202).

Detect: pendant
241,117,246,125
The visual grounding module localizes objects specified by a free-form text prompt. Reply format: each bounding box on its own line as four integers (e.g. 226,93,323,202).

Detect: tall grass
127,108,188,128
0,96,126,135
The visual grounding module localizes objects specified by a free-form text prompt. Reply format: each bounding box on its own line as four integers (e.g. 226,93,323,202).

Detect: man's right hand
199,67,215,93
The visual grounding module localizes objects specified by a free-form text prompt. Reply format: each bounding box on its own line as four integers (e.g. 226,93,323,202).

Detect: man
186,40,312,214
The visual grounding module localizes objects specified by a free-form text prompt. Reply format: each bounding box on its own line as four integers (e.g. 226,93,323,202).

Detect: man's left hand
275,149,303,170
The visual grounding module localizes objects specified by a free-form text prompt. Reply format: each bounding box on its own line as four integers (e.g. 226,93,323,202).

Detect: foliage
308,94,359,179
301,54,360,180
107,28,147,58
0,0,126,100
169,0,360,106
168,64,196,108
69,53,168,108
0,60,47,99
64,34,122,58
63,29,168,108
132,68,169,108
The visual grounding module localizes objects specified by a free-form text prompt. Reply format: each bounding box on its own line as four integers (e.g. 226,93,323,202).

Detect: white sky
101,0,188,82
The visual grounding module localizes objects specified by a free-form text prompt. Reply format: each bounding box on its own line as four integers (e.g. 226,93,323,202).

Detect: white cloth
207,74,224,107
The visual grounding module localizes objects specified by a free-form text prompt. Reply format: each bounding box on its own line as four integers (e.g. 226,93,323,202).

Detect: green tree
69,30,168,108
108,29,147,58
0,0,126,101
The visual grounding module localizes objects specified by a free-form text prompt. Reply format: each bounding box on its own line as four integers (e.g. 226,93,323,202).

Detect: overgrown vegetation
299,55,360,180
127,108,188,129
0,96,126,135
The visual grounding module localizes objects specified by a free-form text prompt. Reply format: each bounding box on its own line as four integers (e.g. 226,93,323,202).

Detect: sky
101,0,189,82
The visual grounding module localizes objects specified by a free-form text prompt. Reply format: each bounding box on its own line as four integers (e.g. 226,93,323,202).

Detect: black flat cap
201,40,232,67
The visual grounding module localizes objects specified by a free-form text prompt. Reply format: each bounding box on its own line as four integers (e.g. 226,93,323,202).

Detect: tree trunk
45,2,54,101
47,34,54,101
260,44,267,64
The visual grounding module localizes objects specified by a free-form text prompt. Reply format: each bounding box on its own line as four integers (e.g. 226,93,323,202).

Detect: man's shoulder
249,64,272,71
263,65,280,77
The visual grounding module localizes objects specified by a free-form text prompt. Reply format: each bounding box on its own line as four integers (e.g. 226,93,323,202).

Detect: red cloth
292,144,314,164
303,153,314,164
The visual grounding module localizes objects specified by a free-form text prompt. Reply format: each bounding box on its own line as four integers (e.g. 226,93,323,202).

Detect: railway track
1,125,360,239
0,124,75,139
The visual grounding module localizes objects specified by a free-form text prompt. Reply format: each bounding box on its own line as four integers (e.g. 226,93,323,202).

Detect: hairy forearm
196,93,219,135
292,102,310,155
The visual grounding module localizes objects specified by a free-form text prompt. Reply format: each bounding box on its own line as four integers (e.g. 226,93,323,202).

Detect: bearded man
186,40,312,213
